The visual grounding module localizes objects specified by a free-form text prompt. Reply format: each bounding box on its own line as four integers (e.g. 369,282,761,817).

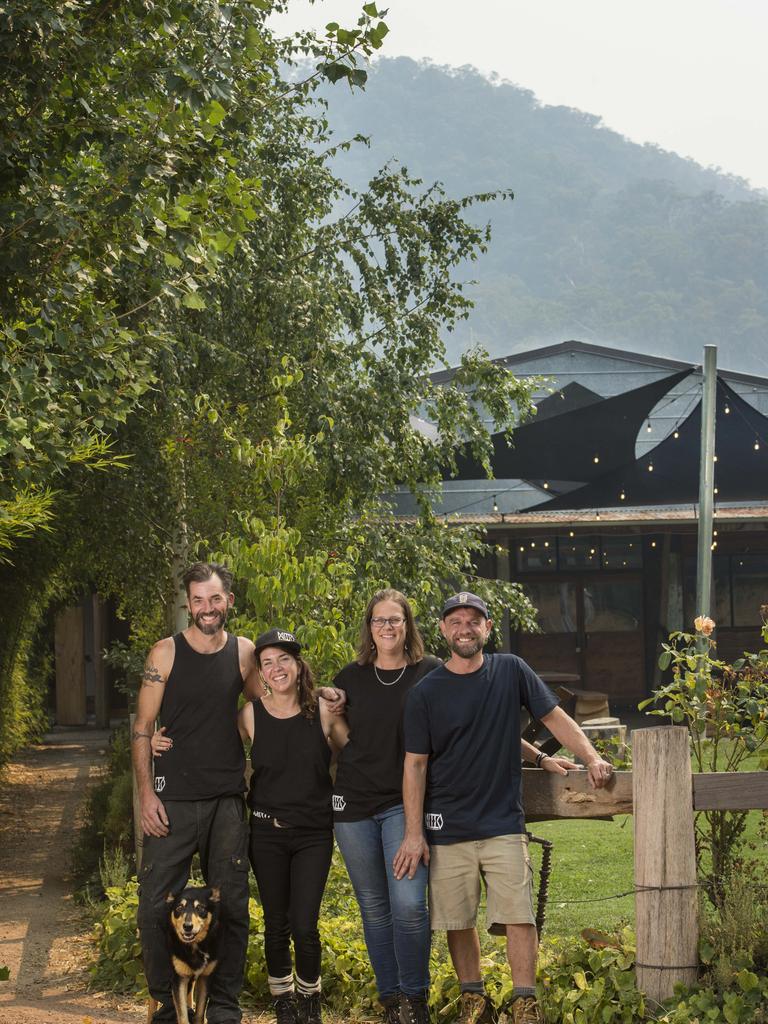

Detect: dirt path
0,728,147,1023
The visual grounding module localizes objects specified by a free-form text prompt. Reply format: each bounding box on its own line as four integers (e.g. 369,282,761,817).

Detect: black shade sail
529,379,768,510
451,369,692,483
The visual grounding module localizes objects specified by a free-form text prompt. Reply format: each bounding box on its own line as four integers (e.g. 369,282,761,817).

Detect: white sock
296,974,321,996
269,973,295,997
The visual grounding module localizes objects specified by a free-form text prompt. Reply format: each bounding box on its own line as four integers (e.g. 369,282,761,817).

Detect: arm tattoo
132,730,153,742
141,663,164,687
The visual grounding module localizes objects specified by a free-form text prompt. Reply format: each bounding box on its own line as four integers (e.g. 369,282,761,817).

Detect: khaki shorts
428,833,535,934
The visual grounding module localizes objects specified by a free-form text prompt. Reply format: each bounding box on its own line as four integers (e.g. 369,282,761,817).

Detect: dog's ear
209,887,221,903
165,891,177,904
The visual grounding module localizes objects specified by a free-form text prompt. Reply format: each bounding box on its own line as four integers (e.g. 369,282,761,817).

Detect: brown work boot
455,991,494,1024
499,995,543,1024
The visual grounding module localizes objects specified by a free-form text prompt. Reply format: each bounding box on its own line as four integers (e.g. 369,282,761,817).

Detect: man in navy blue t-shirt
394,592,613,1024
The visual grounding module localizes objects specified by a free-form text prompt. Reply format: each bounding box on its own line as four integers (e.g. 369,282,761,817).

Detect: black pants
138,796,250,1024
249,821,333,988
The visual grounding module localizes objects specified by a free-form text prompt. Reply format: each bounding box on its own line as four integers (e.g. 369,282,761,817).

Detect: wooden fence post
634,726,698,1004
130,712,143,872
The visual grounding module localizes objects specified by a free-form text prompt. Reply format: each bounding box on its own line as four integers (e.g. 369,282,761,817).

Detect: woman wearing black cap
241,628,348,1024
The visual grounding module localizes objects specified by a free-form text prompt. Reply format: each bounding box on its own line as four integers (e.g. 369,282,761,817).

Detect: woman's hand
316,686,347,715
150,726,173,758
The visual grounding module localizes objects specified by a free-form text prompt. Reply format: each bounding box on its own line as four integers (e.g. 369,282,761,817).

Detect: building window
601,535,643,570
732,555,768,627
684,554,768,629
557,534,600,570
515,537,557,573
514,534,643,573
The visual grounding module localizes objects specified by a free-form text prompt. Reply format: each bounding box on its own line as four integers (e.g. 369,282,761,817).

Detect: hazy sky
273,0,768,191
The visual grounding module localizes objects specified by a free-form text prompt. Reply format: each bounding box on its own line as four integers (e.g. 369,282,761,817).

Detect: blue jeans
334,804,430,999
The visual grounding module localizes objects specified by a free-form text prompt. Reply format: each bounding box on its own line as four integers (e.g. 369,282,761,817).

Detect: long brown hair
256,648,318,719
356,588,425,666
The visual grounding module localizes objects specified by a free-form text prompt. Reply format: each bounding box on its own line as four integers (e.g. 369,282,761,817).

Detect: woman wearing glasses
331,590,440,1024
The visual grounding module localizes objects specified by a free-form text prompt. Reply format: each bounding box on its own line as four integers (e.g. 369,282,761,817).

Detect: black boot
381,994,402,1024
274,993,300,1024
297,992,322,1024
399,993,431,1024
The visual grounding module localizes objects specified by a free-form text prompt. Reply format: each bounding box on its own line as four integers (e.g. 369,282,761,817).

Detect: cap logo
459,593,469,603
276,631,295,642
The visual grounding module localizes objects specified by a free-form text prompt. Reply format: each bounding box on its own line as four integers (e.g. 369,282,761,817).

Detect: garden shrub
72,725,134,893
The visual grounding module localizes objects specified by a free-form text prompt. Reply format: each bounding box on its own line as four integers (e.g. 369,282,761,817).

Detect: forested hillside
323,58,768,374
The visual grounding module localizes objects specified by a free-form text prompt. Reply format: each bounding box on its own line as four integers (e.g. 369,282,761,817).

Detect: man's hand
542,754,580,776
141,792,170,837
316,686,346,716
585,756,614,789
392,834,430,880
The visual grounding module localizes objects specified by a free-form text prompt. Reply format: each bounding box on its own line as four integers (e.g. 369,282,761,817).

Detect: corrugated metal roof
396,504,768,527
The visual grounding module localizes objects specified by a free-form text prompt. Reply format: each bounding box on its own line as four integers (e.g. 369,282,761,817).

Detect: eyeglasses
371,616,405,628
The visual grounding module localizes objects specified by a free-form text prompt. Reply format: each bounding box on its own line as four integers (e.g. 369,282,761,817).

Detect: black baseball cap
254,628,301,656
441,592,490,619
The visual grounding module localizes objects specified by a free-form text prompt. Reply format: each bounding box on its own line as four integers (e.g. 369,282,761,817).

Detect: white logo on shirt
333,795,346,812
252,809,271,819
154,776,166,793
425,813,443,830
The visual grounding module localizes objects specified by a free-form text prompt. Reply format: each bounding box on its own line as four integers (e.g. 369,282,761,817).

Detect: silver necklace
373,663,407,686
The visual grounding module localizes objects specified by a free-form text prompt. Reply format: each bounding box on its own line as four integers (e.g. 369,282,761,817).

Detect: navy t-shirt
403,653,558,844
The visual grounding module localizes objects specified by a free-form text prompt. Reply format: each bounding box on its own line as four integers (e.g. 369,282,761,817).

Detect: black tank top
248,699,332,829
154,632,245,801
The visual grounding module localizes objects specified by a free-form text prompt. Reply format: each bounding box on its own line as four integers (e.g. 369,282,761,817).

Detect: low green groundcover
89,876,768,1023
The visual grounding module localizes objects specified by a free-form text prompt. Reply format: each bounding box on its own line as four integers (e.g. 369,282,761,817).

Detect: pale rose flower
694,615,716,636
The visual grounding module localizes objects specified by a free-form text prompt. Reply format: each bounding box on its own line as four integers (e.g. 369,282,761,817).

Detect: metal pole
696,345,717,620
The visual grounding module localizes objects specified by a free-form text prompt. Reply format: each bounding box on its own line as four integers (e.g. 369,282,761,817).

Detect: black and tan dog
148,885,221,1024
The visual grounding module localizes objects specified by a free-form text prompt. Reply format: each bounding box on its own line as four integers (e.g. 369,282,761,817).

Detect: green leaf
207,100,227,126
182,291,206,309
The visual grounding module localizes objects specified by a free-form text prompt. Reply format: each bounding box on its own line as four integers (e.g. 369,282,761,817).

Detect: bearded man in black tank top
132,562,258,1024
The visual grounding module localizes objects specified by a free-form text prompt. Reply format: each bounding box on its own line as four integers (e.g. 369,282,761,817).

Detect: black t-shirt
156,632,245,801
403,653,558,844
248,699,333,829
332,655,441,821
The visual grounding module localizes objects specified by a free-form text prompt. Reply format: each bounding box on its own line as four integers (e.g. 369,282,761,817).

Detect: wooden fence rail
521,726,768,1003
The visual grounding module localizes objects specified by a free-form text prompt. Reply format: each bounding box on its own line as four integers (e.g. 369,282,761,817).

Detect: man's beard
193,608,228,635
447,635,486,659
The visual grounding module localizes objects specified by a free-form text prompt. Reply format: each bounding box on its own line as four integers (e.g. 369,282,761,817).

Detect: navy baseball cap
254,628,301,656
441,592,490,619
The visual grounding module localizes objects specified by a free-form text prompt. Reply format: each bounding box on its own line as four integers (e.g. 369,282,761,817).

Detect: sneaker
456,992,494,1024
381,994,402,1024
274,993,300,1024
499,996,543,1024
399,993,431,1024
297,992,322,1024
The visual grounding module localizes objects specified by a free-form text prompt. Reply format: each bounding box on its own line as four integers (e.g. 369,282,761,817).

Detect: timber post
130,712,143,871
634,726,698,1004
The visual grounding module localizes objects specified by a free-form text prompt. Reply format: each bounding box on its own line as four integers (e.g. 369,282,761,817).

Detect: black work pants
248,821,333,987
137,795,250,1024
